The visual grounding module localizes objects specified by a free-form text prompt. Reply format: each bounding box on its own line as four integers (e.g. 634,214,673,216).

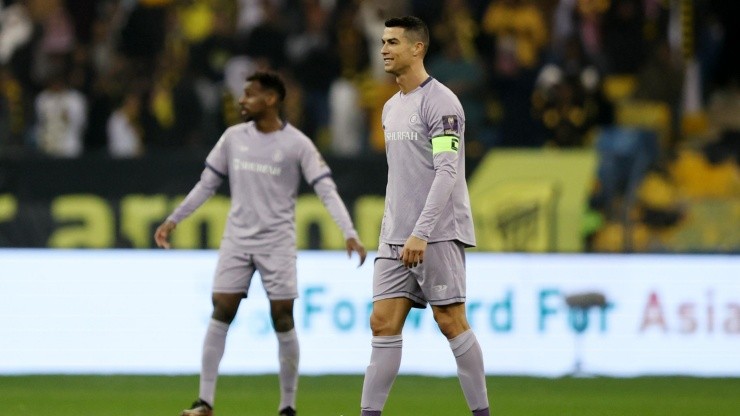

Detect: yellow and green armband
431,135,460,154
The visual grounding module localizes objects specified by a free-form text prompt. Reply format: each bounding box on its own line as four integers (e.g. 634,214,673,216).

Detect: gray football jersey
206,121,337,254
380,77,476,247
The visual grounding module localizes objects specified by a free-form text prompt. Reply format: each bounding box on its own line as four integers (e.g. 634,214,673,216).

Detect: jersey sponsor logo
232,158,282,175
384,131,420,141
272,149,284,162
409,113,419,124
441,115,460,136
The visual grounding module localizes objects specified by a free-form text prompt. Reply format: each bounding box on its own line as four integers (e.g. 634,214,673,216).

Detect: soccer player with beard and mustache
155,71,367,416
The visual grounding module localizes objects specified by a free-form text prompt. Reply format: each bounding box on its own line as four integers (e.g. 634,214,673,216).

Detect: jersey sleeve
299,138,332,186
313,178,359,240
168,133,229,224
167,167,224,224
412,93,465,240
204,132,229,176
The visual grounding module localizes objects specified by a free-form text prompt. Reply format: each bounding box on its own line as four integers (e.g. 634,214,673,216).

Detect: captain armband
431,135,460,154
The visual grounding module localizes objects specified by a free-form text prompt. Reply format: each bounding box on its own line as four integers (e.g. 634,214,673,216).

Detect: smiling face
238,80,276,122
381,26,423,76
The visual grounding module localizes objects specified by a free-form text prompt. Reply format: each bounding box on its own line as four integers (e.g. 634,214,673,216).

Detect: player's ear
413,41,425,57
265,91,278,107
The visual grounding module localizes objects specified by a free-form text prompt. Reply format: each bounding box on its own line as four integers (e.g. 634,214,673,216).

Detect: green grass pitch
1,375,739,416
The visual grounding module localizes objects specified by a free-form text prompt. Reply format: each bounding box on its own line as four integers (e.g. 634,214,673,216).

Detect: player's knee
271,313,295,332
369,312,401,336
211,294,241,324
433,308,469,339
212,306,238,324
436,320,465,338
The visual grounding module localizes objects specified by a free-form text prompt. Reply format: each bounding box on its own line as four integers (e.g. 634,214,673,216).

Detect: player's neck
395,66,430,95
254,116,284,133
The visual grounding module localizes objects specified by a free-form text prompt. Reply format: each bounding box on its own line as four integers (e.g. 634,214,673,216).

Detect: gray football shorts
212,247,298,300
373,240,467,308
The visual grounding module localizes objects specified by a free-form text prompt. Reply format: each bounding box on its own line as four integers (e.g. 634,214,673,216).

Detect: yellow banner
468,149,597,252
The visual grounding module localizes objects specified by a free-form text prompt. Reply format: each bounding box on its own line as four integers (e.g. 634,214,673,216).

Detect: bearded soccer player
359,16,490,416
155,71,367,416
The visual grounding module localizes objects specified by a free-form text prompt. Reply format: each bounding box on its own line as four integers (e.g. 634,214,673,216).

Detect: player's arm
412,136,459,239
154,165,225,249
400,149,456,268
312,176,367,266
402,110,462,268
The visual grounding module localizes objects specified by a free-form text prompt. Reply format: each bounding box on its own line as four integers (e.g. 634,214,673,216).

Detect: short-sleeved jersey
206,121,332,254
380,77,476,247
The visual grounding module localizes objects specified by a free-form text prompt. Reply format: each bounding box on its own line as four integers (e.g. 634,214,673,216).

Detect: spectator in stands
118,0,171,77
144,57,204,150
533,34,607,147
0,0,35,75
241,0,288,71
33,70,87,157
0,64,30,151
187,7,238,142
106,90,143,158
286,0,339,144
427,0,480,63
481,0,548,147
427,35,487,153
634,40,683,145
327,1,371,157
27,0,76,87
601,0,646,75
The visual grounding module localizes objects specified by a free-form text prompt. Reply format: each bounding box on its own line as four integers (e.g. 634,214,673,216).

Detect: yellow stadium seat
602,75,637,102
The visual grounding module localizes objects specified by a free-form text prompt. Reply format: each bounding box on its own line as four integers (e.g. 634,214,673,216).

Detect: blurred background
1,0,739,395
0,0,738,252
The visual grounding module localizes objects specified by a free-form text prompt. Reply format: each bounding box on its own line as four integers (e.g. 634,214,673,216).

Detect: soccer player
154,71,367,416
359,17,489,416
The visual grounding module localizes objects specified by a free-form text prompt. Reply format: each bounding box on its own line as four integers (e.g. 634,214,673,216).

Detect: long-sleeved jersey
380,77,476,247
168,121,358,254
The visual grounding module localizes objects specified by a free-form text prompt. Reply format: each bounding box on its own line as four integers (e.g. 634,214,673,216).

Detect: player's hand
154,220,177,249
346,237,367,267
400,235,427,268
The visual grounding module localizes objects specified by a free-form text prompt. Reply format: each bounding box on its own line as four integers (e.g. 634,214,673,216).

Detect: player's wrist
410,232,428,242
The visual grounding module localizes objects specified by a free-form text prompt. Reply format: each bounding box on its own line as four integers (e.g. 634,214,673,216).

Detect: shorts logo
432,284,448,292
441,115,459,136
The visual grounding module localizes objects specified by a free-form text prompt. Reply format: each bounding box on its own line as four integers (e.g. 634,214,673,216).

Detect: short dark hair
384,16,430,55
247,71,286,102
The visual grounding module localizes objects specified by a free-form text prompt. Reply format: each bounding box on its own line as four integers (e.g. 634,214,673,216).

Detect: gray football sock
360,335,403,414
276,328,300,410
449,330,489,413
200,319,229,406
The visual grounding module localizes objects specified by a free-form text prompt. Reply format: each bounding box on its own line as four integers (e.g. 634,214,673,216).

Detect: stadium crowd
0,0,738,252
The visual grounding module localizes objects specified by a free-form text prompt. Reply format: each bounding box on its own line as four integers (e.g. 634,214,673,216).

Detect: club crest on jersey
442,115,459,136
